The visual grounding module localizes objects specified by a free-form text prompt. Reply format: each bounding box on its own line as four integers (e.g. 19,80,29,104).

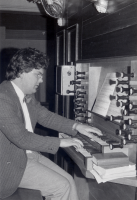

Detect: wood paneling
0,13,47,31
82,24,137,59
82,0,91,9
66,24,79,63
82,0,137,23
0,0,41,13
83,2,137,37
65,0,82,18
64,0,137,60
56,30,66,66
81,1,137,59
107,0,137,14
82,3,101,23
6,30,46,40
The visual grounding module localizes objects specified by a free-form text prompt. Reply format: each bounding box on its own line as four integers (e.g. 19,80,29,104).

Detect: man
0,47,102,200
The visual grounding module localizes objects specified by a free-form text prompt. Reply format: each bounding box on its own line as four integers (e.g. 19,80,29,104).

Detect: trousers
19,152,79,200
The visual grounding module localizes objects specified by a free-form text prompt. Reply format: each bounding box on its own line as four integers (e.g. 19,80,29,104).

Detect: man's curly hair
6,47,49,81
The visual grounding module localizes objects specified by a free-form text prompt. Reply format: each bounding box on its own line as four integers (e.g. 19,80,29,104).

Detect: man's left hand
74,123,103,138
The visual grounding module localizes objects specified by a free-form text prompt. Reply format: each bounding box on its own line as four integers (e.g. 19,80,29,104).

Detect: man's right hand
60,138,84,151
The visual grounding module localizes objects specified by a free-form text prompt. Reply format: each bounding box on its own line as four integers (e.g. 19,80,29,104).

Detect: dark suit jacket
0,81,77,199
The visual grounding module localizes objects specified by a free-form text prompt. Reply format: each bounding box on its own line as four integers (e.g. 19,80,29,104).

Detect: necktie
23,96,32,104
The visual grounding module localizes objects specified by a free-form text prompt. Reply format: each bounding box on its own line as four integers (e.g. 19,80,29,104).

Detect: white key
90,135,108,145
75,147,91,157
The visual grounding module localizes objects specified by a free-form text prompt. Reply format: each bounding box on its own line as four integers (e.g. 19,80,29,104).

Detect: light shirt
11,81,33,153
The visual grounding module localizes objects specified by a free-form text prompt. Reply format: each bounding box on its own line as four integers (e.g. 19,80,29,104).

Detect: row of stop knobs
109,71,137,145
70,71,90,123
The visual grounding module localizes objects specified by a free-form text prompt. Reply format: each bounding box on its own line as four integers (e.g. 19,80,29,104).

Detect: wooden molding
0,0,40,12
6,29,47,40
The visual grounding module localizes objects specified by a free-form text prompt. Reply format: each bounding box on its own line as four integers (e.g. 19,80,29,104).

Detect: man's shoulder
0,81,11,91
0,81,16,101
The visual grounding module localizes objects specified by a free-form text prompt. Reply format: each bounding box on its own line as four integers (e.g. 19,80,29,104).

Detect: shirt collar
11,81,25,103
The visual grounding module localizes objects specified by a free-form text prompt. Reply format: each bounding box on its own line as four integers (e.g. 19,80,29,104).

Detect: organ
56,56,137,189
54,1,137,199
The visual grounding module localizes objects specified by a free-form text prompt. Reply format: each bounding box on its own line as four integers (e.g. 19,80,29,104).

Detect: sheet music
92,73,117,117
92,73,129,121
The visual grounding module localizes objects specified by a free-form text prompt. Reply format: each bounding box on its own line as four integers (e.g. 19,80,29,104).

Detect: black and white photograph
0,0,137,200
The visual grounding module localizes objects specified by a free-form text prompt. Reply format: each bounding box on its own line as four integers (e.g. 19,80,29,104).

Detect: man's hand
60,138,84,151
74,123,102,138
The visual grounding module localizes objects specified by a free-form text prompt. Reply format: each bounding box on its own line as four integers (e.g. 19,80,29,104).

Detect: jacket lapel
2,81,26,125
1,81,37,130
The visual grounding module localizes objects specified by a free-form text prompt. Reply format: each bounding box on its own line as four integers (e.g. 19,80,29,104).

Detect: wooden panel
55,94,65,116
82,24,137,59
0,0,41,12
66,24,79,63
82,0,137,23
83,2,137,38
66,0,82,28
82,3,101,23
107,0,137,14
64,96,74,119
0,13,47,31
6,30,46,40
62,150,75,177
65,0,82,18
56,30,66,66
67,13,82,28
82,0,91,9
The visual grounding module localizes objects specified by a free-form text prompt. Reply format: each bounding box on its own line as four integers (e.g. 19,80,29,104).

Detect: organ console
56,57,137,199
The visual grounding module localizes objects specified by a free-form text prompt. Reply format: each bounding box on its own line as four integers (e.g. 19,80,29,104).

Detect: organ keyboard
59,127,130,171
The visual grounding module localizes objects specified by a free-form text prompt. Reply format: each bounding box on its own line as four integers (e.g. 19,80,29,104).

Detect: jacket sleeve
33,97,78,137
0,94,60,154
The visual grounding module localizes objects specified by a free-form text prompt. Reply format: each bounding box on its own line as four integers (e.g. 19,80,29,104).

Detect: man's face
21,68,44,95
